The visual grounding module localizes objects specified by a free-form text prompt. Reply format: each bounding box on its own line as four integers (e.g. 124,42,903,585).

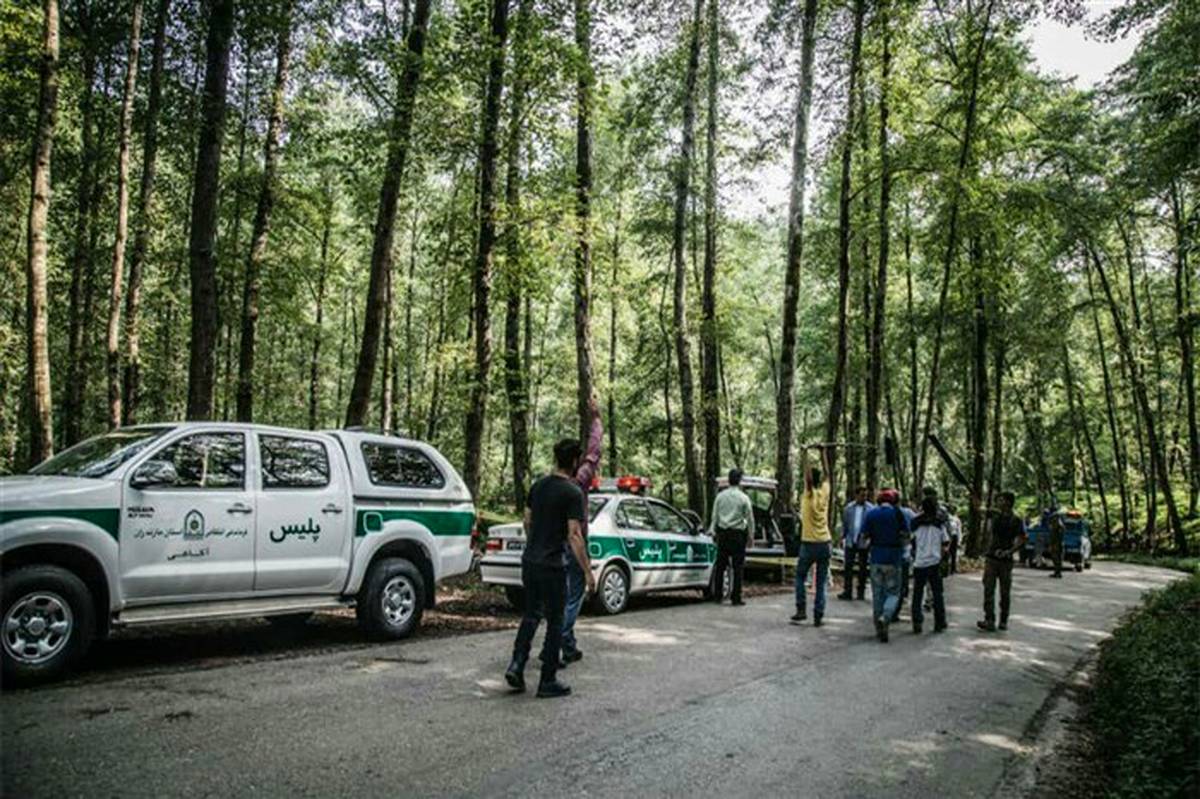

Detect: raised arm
574,398,603,490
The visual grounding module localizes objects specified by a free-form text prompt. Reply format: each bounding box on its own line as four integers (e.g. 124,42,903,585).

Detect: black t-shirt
524,474,585,570
986,512,1026,560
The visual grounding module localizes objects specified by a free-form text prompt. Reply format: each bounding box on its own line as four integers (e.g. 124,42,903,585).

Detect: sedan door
646,499,712,587
613,499,671,591
120,431,256,602
253,433,352,594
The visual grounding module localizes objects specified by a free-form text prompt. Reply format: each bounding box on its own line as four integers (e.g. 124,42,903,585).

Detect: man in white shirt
910,496,950,634
709,469,755,606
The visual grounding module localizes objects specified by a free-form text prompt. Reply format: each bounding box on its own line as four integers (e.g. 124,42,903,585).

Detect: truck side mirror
130,459,178,490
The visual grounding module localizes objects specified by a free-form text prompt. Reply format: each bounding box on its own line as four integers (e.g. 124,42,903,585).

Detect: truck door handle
322,504,344,515
227,503,253,515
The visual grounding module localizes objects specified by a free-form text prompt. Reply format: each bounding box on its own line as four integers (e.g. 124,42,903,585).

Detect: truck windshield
29,427,173,478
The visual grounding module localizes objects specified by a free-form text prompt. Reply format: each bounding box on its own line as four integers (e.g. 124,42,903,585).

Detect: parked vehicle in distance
480,480,725,615
1021,509,1093,571
712,474,801,558
1,423,475,684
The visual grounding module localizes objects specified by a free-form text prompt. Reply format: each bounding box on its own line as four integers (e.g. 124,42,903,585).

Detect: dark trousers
893,559,911,621
840,546,868,598
982,558,1014,624
713,529,747,603
512,562,566,682
1049,532,1064,575
912,565,946,629
947,537,959,574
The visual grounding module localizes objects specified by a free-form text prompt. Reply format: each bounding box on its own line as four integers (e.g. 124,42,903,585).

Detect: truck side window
153,433,245,489
260,435,330,489
361,443,445,489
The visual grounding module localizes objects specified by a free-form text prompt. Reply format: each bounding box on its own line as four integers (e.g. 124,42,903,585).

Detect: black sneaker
504,663,526,693
933,623,947,633
562,649,583,664
879,623,889,643
536,679,572,699
912,623,923,634
813,616,823,628
998,621,1008,631
732,599,746,606
836,593,852,601
977,620,996,632
789,611,806,625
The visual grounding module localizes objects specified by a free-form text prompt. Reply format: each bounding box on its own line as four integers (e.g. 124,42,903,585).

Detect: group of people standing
783,444,1028,642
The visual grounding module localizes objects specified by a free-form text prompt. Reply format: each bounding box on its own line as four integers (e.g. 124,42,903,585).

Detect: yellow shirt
800,481,832,542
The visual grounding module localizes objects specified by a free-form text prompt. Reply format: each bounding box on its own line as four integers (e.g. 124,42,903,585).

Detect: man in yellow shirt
791,445,832,627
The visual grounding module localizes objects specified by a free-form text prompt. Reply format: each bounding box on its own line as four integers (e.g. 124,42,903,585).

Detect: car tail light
485,537,502,552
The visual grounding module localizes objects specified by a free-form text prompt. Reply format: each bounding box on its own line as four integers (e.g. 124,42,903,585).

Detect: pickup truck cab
480,489,723,615
1021,510,1093,571
1,423,475,683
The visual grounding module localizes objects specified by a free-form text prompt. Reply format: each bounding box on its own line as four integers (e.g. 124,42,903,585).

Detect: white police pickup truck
0,423,475,683
480,488,725,615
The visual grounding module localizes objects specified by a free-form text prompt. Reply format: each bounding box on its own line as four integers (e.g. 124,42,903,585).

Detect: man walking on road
791,446,832,627
560,399,603,664
505,438,596,698
1047,509,1065,579
837,486,873,601
945,504,962,575
710,468,755,606
861,488,909,643
910,496,950,634
977,491,1027,632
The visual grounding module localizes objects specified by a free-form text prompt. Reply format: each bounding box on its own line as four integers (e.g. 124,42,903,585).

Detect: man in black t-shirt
505,438,596,698
976,491,1027,632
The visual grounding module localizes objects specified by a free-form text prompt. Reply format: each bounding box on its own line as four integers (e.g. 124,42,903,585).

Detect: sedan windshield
30,427,173,478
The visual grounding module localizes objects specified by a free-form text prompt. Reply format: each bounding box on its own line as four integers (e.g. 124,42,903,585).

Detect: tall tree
345,0,434,427
122,0,169,425
502,0,532,512
774,0,819,512
104,0,144,429
572,0,598,443
462,0,511,497
825,0,866,490
1168,182,1198,515
185,0,236,420
700,0,721,513
670,0,705,515
23,0,60,465
235,0,294,422
864,0,892,494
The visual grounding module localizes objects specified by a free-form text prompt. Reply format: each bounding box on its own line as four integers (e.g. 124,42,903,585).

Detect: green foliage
1090,573,1200,798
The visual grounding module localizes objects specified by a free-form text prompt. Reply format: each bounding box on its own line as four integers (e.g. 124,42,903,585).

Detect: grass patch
1089,573,1200,798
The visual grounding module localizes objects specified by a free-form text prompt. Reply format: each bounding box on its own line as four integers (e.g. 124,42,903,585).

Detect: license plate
507,540,524,551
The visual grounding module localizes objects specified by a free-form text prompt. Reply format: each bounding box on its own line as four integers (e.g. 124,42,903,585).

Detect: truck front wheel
357,558,426,640
2,565,96,685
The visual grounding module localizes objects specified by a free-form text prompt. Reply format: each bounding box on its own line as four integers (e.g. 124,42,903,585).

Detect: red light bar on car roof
590,475,653,494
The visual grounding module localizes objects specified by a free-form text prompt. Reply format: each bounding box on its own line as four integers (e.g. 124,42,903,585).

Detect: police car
0,423,475,683
479,476,725,614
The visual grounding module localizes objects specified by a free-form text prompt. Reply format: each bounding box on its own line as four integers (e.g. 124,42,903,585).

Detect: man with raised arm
505,437,596,698
559,397,602,666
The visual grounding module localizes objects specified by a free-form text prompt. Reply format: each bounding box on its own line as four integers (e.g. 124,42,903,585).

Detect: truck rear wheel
2,565,96,685
357,557,426,640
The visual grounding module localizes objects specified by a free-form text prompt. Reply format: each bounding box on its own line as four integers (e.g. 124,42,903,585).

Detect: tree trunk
380,264,394,432
122,0,168,425
573,0,598,444
1169,183,1198,516
608,187,622,474
865,0,892,494
345,0,434,427
462,0,511,498
824,0,866,488
670,0,705,515
104,0,143,429
185,0,236,420
502,0,532,512
1064,343,1111,540
1088,264,1132,544
774,0,819,512
1089,244,1186,553
308,189,332,430
700,0,721,514
236,0,294,422
23,0,59,466
966,236,987,557
63,10,98,445
916,0,994,495
986,332,1004,511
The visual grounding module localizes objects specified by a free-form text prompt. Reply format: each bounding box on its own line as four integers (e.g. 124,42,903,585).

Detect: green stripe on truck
355,508,475,537
0,508,121,541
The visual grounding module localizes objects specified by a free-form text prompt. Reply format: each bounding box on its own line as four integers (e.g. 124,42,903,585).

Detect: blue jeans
795,542,831,618
870,563,902,624
561,558,586,655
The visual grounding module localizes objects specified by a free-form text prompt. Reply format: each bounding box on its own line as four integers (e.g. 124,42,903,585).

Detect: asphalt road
0,561,1180,798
